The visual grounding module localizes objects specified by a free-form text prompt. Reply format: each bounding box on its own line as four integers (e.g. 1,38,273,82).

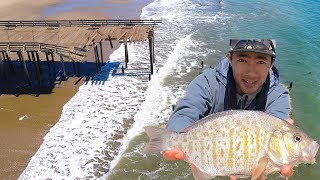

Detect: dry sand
0,0,65,20
0,0,124,179
46,10,111,20
0,0,118,20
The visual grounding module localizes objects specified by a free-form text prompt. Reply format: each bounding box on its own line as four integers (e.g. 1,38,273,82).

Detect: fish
142,110,319,180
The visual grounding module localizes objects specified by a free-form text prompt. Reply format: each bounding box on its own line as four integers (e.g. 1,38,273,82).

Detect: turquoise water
105,0,320,179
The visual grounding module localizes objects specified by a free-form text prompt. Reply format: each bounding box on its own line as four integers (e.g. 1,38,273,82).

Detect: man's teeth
244,80,254,84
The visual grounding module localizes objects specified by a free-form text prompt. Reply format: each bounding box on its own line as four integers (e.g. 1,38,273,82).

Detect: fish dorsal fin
182,110,245,133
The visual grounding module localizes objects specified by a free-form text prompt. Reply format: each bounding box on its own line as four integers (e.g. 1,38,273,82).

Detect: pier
0,19,161,94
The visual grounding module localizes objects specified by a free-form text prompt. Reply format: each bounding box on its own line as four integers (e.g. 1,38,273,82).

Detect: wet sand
0,79,85,179
0,0,133,179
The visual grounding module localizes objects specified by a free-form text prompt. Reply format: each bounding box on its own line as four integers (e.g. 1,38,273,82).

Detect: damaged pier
0,19,161,94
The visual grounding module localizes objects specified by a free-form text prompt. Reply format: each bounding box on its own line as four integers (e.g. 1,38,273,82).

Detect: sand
0,0,126,179
0,0,65,20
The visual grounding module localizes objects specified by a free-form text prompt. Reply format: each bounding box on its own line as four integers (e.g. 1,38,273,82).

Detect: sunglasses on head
230,39,276,51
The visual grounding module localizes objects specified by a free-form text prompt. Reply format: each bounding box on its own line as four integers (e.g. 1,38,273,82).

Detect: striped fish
142,110,319,179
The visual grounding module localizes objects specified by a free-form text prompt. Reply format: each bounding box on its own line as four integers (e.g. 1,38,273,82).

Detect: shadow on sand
0,60,123,96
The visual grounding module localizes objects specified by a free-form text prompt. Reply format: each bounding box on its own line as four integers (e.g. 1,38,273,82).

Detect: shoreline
0,0,149,179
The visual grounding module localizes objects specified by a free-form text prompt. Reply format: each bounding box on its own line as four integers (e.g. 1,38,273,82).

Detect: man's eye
257,61,266,64
237,59,246,62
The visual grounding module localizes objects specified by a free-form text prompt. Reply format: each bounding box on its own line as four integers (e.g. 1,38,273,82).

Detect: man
167,39,291,132
163,39,293,179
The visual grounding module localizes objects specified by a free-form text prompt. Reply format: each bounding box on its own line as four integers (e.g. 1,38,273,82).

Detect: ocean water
20,0,320,179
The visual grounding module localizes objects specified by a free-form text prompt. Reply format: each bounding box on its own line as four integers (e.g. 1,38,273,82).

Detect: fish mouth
301,141,319,164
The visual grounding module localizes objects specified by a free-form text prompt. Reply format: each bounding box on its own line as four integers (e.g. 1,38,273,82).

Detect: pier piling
60,55,66,80
94,46,100,73
35,52,42,75
124,43,129,68
18,51,32,87
77,62,80,76
30,51,42,86
72,60,76,76
45,51,52,77
148,30,154,74
0,55,6,80
50,52,56,77
108,35,113,49
99,41,104,65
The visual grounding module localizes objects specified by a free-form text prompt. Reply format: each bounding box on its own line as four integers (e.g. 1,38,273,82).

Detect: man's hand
285,118,294,125
280,164,294,178
162,149,184,160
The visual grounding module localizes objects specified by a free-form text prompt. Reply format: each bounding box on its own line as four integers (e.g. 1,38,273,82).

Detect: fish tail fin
141,126,172,154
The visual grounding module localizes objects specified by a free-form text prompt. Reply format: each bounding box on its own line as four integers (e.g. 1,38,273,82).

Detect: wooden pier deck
0,20,161,61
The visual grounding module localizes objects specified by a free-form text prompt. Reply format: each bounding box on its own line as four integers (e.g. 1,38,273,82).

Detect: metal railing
0,42,87,61
0,20,162,28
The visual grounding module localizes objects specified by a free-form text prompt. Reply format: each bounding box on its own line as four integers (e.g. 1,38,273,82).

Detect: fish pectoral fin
251,155,269,180
189,163,214,180
163,149,184,160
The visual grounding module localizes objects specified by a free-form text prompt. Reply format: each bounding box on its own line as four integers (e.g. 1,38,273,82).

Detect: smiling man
166,39,291,132
163,40,293,179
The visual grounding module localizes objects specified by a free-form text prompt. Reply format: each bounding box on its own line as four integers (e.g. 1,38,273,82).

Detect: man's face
227,51,273,94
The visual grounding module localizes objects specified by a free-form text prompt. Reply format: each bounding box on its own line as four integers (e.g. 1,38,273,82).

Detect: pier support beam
0,54,7,80
152,32,155,63
99,41,104,65
72,60,76,76
31,51,42,86
1,52,15,78
45,51,52,77
124,43,129,68
148,30,155,75
18,51,32,87
60,55,66,80
1,52,5,61
27,51,32,68
7,57,15,75
50,51,56,76
1,52,6,63
77,62,81,77
108,34,113,49
35,51,42,75
94,46,100,73
2,51,15,75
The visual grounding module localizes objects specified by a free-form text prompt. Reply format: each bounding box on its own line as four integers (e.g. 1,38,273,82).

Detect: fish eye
293,134,302,142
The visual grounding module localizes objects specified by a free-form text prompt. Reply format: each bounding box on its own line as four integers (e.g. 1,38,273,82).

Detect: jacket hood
214,57,280,90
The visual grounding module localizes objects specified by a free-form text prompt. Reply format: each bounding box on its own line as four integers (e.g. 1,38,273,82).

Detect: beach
0,0,142,179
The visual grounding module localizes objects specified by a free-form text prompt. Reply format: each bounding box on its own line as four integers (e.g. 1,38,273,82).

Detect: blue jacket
167,57,291,132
